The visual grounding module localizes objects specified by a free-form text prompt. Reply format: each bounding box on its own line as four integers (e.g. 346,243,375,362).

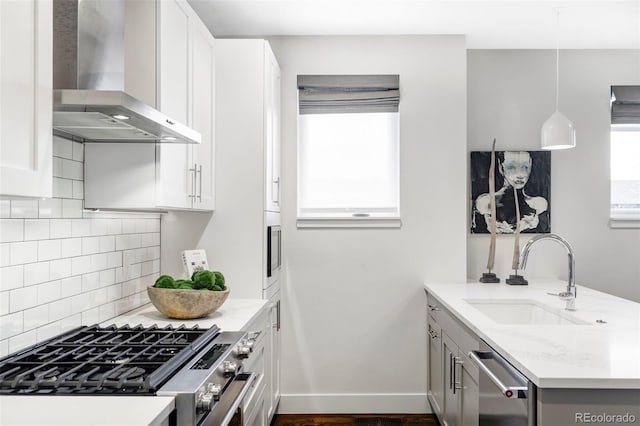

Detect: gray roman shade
611,86,640,125
298,75,400,114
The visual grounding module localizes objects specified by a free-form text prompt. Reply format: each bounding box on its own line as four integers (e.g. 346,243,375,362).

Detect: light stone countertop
102,298,269,331
0,298,268,426
424,280,640,389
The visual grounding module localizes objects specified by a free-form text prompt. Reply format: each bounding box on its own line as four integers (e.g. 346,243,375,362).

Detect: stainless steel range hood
52,0,201,144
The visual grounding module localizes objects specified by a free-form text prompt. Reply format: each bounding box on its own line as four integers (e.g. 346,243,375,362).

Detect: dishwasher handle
468,350,529,399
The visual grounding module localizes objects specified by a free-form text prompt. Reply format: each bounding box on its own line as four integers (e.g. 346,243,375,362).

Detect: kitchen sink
465,299,591,325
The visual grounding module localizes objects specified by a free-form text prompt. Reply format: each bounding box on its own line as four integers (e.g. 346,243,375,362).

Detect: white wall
0,137,160,357
467,50,640,302
267,35,467,413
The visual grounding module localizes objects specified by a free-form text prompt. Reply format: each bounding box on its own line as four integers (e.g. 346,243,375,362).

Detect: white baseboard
278,393,431,414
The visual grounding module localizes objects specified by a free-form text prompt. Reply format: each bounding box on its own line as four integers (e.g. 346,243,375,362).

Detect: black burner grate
0,324,219,395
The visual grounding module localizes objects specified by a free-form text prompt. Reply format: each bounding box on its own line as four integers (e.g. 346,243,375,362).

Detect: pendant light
541,9,576,150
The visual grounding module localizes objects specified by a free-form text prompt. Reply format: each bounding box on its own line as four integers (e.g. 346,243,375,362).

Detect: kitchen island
425,281,640,426
0,298,268,426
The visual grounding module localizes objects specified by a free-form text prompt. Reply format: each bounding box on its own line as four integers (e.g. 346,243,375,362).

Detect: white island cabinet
0,0,52,199
425,281,640,426
83,0,215,212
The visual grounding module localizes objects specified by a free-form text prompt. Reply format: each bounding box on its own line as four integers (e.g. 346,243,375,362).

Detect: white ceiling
188,0,640,49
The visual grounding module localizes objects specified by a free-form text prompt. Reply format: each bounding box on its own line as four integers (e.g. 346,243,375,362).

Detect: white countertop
424,281,640,389
0,298,268,426
0,396,175,426
102,298,269,331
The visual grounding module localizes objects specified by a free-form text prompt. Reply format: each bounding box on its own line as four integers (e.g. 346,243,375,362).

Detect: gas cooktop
0,324,219,395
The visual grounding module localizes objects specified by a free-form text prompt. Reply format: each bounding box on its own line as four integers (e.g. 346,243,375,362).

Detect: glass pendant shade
541,110,576,150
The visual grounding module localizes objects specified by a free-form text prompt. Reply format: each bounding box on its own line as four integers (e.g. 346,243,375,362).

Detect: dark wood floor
271,414,439,426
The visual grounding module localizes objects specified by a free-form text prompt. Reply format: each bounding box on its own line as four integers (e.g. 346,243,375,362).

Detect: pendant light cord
555,8,560,111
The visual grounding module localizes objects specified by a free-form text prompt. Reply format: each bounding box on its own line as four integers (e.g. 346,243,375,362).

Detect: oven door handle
201,372,256,426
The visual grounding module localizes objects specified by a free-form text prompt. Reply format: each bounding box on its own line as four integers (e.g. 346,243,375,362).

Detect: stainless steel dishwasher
468,341,537,426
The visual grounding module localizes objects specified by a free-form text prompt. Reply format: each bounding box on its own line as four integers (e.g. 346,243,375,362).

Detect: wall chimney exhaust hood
52,0,201,144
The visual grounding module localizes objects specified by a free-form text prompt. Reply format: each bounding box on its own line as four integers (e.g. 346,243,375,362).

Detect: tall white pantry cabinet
0,0,53,199
204,39,282,424
83,0,215,211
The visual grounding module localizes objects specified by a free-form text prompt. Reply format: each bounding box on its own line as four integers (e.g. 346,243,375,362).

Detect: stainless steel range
0,324,255,426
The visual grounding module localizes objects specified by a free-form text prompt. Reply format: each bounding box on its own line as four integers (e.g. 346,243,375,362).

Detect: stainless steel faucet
519,234,576,311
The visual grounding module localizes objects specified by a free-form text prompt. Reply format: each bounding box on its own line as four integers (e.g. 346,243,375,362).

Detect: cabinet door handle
273,177,280,206
453,356,463,394
189,165,197,199
428,304,440,312
197,164,203,202
449,353,454,390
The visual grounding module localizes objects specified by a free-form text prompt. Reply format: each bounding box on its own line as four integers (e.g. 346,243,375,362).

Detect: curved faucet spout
519,234,576,309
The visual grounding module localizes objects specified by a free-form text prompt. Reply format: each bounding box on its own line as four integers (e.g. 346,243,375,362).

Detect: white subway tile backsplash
24,219,49,241
82,272,100,292
0,219,24,242
0,265,23,291
53,137,73,159
0,201,10,218
60,158,83,180
82,307,100,325
107,252,122,268
38,198,63,218
23,262,49,287
99,303,116,322
62,199,83,219
61,276,82,298
99,235,115,253
37,239,62,261
72,140,84,161
50,258,71,280
37,280,61,305
90,253,108,272
50,219,71,238
37,321,62,342
0,311,23,339
49,298,72,322
82,236,101,255
61,238,82,257
10,200,38,219
99,269,116,287
92,219,108,236
8,329,36,353
52,156,63,177
9,286,38,312
0,244,10,267
0,292,9,315
71,219,92,237
106,219,122,235
53,177,73,198
24,305,49,330
10,241,38,265
70,292,90,314
71,255,91,276
1,136,160,354
72,180,84,200
122,219,136,234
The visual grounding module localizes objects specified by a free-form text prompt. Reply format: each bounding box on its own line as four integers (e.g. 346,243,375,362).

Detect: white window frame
609,124,640,228
296,112,401,229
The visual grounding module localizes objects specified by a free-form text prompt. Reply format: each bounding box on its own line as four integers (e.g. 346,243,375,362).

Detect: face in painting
501,151,532,189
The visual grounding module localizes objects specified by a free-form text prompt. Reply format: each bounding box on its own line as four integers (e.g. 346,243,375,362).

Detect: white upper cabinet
215,39,281,213
0,0,52,199
189,17,216,210
84,0,215,212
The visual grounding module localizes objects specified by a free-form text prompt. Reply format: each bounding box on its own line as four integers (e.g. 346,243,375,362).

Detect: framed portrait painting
470,150,551,234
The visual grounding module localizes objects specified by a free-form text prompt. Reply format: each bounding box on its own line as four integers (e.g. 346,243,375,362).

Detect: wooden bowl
147,286,230,319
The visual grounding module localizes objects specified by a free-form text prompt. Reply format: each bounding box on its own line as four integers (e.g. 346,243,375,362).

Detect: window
297,75,400,228
610,86,640,227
